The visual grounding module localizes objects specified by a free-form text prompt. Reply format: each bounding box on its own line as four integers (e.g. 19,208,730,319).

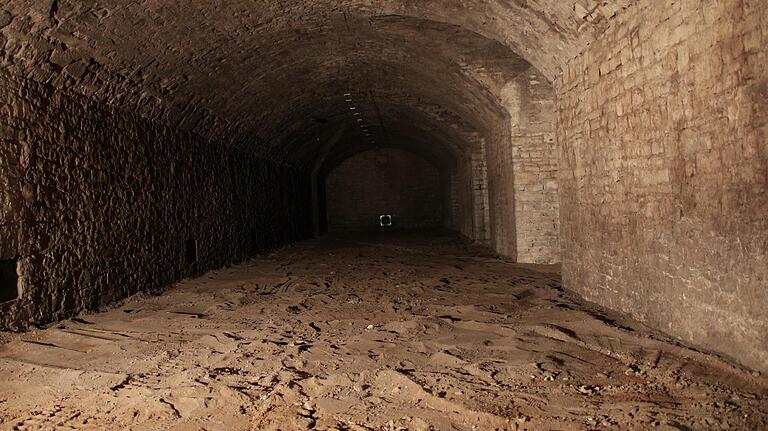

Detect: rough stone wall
0,3,530,164
470,142,491,245
449,149,484,242
0,71,311,330
557,0,768,372
325,148,442,231
511,71,559,264
449,166,473,238
488,68,559,263
486,123,517,258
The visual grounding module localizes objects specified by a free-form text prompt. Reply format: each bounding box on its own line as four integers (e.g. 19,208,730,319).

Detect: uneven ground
0,233,766,431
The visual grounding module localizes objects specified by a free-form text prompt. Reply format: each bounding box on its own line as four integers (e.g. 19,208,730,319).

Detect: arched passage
0,0,608,330
0,0,766,403
323,147,444,232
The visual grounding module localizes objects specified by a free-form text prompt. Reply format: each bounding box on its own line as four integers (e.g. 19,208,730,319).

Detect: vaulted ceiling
0,0,632,166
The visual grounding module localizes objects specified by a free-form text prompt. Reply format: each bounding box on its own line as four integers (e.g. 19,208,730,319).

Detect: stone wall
488,68,559,263
325,148,442,231
0,71,312,330
449,163,474,239
557,0,768,372
448,144,487,243
470,142,491,245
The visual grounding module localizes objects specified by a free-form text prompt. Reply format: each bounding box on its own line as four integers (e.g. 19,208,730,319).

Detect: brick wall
0,71,312,330
449,162,474,239
325,148,442,231
470,141,491,245
488,68,559,263
557,0,768,372
447,140,492,244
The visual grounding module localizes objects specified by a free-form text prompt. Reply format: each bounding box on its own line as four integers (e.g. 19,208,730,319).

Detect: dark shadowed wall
325,148,442,231
0,71,312,330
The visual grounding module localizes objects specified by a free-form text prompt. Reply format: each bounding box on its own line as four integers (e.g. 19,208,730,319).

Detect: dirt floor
0,232,766,430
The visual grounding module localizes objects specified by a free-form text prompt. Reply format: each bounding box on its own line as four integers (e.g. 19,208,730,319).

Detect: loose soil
1,233,766,430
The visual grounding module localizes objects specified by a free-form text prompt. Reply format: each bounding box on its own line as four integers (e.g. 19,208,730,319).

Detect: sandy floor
0,232,766,430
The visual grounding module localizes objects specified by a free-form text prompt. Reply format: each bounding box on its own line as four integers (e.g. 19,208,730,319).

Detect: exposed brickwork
447,138,494,246
0,71,311,330
0,4,528,163
0,1,569,327
7,0,762,378
471,141,492,245
557,0,768,372
450,159,476,241
488,67,560,263
325,148,442,231
0,0,568,265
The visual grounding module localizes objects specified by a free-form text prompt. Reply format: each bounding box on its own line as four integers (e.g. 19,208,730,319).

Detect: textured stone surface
0,4,527,162
2,0,764,378
557,0,768,372
325,148,442,231
0,0,568,329
0,0,631,123
489,67,559,263
0,0,565,262
0,0,587,265
0,71,311,329
450,155,479,242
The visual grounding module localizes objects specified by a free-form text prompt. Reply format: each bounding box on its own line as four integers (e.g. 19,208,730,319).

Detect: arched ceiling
0,0,632,165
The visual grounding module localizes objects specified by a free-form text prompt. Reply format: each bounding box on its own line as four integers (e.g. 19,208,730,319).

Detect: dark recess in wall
250,229,259,255
325,148,443,232
186,239,198,265
0,259,18,303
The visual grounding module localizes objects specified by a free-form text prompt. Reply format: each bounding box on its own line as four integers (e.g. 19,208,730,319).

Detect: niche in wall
0,259,18,303
185,239,198,265
250,229,259,255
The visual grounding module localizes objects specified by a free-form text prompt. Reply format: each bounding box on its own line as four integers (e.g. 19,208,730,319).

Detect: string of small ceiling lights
344,91,376,145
